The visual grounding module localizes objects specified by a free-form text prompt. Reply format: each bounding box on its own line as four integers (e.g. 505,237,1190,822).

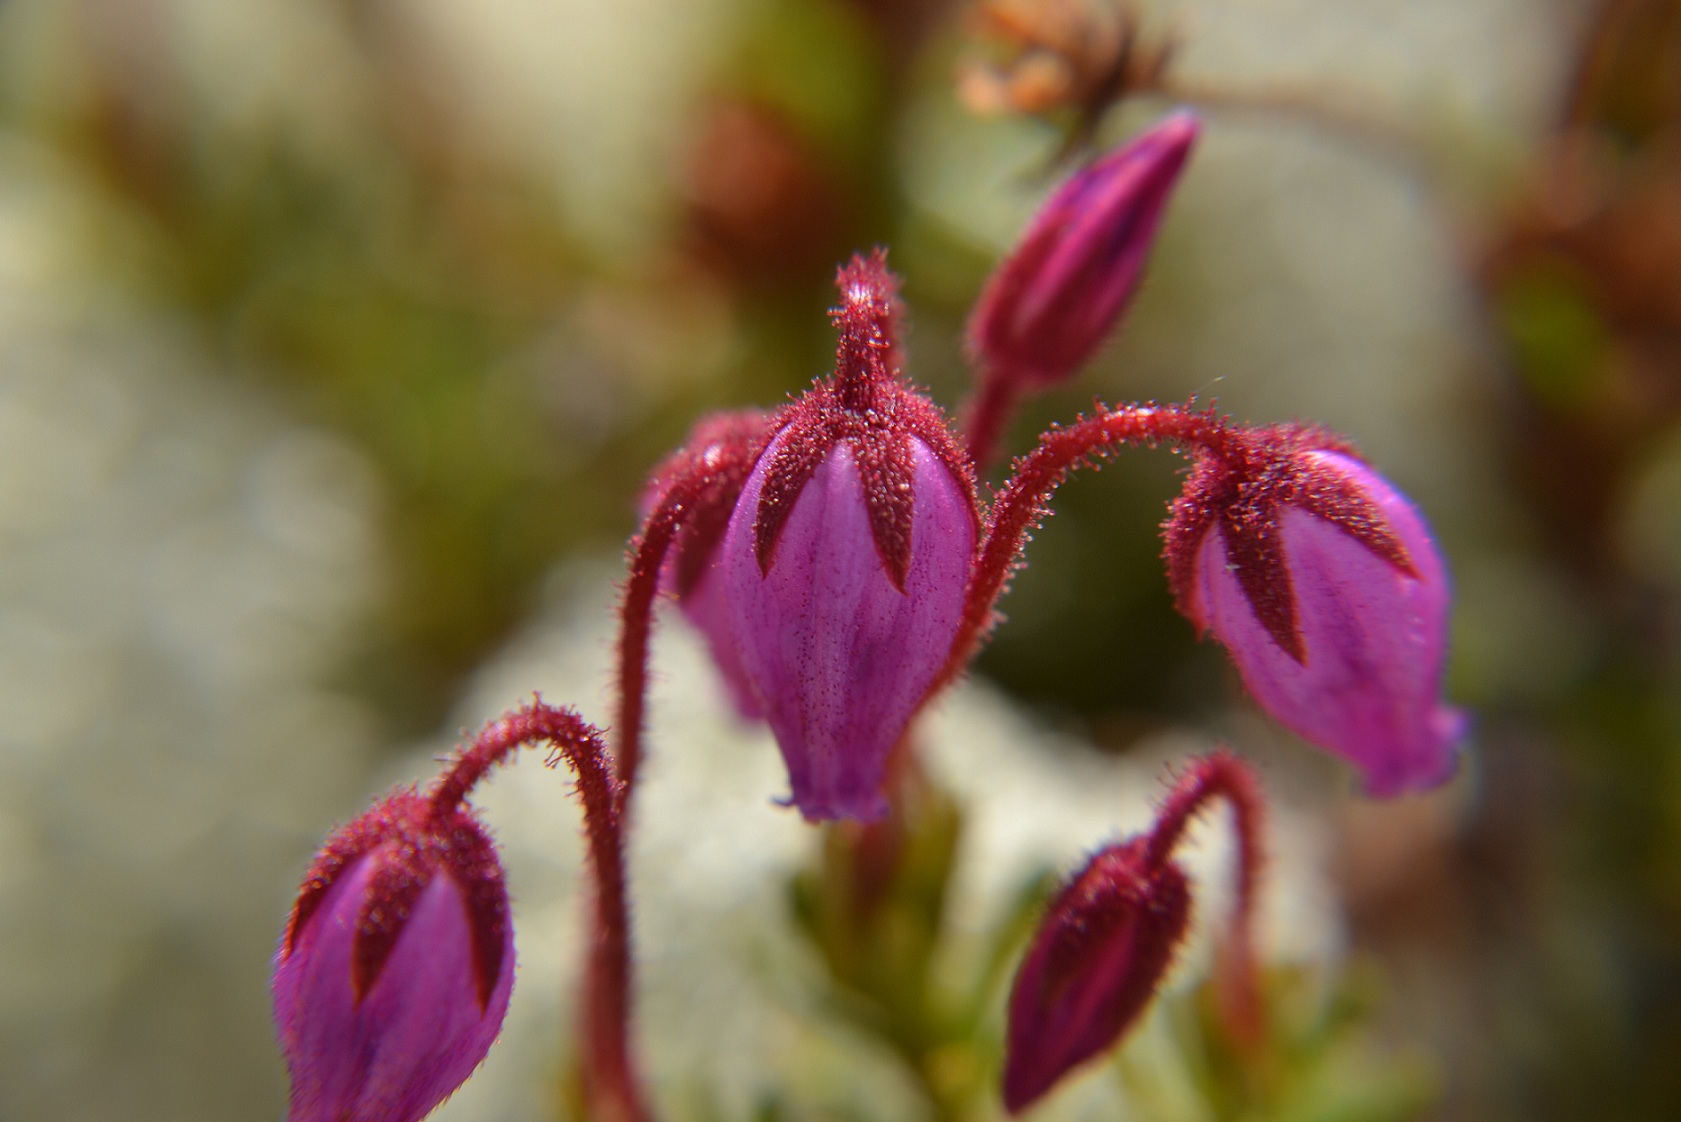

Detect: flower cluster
273,111,1466,1120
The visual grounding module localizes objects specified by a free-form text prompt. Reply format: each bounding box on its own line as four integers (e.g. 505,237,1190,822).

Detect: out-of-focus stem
1151,78,1432,177
1143,749,1267,1049
961,366,1022,476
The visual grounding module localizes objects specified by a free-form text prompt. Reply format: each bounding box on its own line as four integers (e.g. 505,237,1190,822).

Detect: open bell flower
719,251,979,821
967,111,1199,390
272,790,514,1122
1164,426,1467,796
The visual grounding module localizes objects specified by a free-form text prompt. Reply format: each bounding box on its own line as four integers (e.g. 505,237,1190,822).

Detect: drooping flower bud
967,112,1198,391
272,790,514,1122
719,250,979,821
641,409,779,719
1003,751,1265,1114
1002,837,1191,1113
1164,425,1467,796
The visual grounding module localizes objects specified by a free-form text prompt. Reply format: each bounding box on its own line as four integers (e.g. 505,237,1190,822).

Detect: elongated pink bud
1164,426,1467,796
719,251,979,820
1003,837,1190,1113
272,791,514,1122
968,112,1198,391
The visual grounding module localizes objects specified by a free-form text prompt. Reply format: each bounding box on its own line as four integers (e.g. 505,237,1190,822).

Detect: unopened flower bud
1164,427,1467,796
968,112,1198,390
272,790,514,1122
1003,751,1265,1112
720,251,979,820
1003,837,1190,1113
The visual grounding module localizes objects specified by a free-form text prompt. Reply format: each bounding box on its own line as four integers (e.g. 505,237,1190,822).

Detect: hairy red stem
614,475,707,807
940,402,1232,688
428,700,652,1122
1143,750,1267,1049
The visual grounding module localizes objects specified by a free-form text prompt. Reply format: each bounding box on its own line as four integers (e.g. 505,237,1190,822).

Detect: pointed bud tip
1147,109,1201,154
834,248,898,305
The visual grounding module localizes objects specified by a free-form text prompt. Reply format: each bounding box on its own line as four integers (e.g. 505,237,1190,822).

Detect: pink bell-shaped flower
968,112,1199,391
1003,837,1191,1113
1164,425,1467,796
272,789,514,1122
719,251,979,820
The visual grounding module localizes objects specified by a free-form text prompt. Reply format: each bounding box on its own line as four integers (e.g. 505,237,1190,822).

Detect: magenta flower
1164,426,1466,796
1003,836,1190,1113
967,112,1199,391
272,790,514,1122
718,251,979,820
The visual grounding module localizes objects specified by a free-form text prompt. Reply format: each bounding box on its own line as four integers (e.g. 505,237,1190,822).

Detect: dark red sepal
286,789,511,1013
1162,424,1417,662
428,808,512,1011
281,795,402,961
645,409,779,597
753,251,978,589
353,836,433,1005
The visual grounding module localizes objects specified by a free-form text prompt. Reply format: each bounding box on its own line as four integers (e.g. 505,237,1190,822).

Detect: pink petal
676,560,764,721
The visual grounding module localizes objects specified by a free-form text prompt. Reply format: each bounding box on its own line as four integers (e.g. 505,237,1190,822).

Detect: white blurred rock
0,144,387,1122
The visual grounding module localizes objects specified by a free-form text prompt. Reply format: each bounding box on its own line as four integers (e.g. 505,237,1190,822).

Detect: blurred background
0,0,1677,1119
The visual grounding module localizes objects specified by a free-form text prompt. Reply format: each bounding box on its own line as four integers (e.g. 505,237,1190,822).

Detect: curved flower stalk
1003,751,1266,1113
272,701,650,1122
